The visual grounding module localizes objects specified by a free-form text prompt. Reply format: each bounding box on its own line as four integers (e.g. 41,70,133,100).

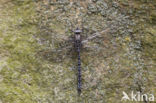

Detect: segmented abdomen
76,40,82,94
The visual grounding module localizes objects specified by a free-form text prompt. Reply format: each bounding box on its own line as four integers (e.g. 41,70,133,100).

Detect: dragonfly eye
74,28,82,34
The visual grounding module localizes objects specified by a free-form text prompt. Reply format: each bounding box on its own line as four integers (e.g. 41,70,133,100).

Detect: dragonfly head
75,27,82,34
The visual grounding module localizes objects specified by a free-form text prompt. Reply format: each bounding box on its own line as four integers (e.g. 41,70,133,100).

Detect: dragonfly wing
81,29,119,59
38,37,74,63
81,28,110,44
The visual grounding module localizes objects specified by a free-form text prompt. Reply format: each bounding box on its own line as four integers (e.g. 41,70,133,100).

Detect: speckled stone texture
0,0,155,103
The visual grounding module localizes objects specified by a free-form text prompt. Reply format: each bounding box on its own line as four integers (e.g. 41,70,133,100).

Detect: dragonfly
36,0,126,96
38,25,119,95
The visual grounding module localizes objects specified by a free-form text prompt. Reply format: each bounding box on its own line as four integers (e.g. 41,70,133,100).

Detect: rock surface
0,0,155,103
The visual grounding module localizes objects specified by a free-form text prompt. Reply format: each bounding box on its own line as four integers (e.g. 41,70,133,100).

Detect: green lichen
0,0,45,103
0,0,155,103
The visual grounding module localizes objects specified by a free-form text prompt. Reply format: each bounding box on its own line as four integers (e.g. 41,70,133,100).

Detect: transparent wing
38,34,75,63
81,28,119,59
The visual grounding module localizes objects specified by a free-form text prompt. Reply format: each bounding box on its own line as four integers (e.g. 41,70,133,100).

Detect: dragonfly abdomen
77,45,81,94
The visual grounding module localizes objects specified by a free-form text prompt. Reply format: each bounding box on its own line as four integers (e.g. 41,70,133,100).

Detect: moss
0,0,155,103
0,0,45,103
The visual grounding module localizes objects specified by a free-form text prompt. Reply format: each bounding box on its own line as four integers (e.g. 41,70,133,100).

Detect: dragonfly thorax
75,34,81,41
74,28,81,41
